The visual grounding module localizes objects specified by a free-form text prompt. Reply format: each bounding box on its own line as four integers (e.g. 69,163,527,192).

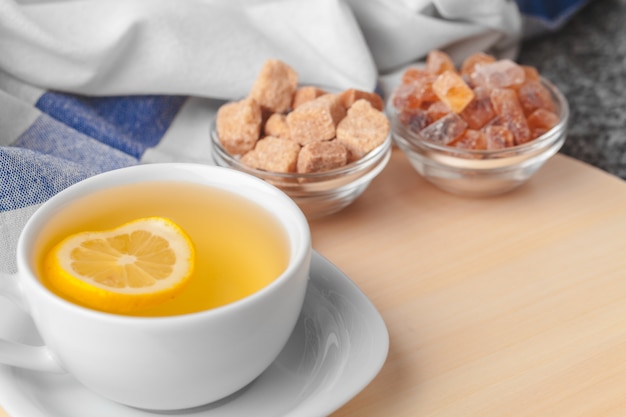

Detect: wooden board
312,151,626,416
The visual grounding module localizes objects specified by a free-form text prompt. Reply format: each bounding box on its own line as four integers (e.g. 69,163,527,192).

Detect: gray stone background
517,0,626,179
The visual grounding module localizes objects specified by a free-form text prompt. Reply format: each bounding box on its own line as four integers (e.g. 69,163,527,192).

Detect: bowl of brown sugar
210,59,392,219
387,50,569,197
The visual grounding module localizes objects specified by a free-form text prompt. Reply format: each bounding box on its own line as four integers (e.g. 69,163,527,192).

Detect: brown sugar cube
339,89,384,111
263,113,291,140
336,99,389,160
297,140,349,174
249,59,298,113
460,52,496,77
240,136,300,173
527,108,559,138
490,88,531,145
292,86,327,109
426,50,456,75
286,94,346,145
216,98,262,156
432,70,476,113
314,92,347,110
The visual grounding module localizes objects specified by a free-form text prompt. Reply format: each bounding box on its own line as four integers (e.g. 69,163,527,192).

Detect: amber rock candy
471,59,526,90
393,53,561,151
490,88,531,145
250,59,299,113
420,112,467,146
482,125,515,149
517,80,555,115
426,50,456,75
432,70,475,114
527,108,559,138
452,129,487,150
216,98,262,156
460,86,495,130
402,67,437,85
392,80,437,110
460,52,496,77
392,83,422,110
399,108,430,133
426,101,451,124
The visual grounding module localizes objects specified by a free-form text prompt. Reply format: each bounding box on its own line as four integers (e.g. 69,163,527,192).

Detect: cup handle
0,272,65,373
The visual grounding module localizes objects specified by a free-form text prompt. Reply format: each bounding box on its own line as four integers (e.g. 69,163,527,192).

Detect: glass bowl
387,78,569,197
210,124,392,219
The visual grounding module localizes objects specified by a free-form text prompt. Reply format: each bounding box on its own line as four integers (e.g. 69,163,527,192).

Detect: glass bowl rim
209,120,393,183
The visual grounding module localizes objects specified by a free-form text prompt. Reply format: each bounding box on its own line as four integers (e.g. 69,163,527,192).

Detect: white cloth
0,0,522,100
0,0,522,274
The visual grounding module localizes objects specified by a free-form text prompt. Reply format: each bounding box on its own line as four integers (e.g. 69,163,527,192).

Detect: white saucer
0,251,389,417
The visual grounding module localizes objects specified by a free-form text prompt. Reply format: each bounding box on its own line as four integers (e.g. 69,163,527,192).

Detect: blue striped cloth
0,79,205,273
1,93,185,211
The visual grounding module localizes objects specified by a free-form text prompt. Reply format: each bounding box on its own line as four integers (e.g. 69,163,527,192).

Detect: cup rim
16,163,311,324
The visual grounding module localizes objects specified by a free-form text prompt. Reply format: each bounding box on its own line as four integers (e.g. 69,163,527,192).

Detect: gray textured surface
517,0,626,179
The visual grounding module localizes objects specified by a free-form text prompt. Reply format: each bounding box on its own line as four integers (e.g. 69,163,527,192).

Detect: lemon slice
44,217,195,314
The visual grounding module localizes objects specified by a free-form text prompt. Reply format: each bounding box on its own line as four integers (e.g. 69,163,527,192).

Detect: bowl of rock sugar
387,50,569,197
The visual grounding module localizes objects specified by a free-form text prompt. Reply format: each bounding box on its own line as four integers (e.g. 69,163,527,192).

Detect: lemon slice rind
45,217,195,314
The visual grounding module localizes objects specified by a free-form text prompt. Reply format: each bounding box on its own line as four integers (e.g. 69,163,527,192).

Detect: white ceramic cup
0,163,311,410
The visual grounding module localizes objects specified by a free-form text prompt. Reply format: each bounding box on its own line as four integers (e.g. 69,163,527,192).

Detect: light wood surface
3,150,626,416
313,150,626,416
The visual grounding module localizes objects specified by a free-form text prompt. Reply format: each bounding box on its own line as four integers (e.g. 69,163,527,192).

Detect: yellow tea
36,181,290,316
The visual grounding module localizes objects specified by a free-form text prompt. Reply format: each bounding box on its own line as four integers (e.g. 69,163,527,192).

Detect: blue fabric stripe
0,93,186,211
35,93,186,158
0,147,101,211
515,0,588,20
14,114,137,171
